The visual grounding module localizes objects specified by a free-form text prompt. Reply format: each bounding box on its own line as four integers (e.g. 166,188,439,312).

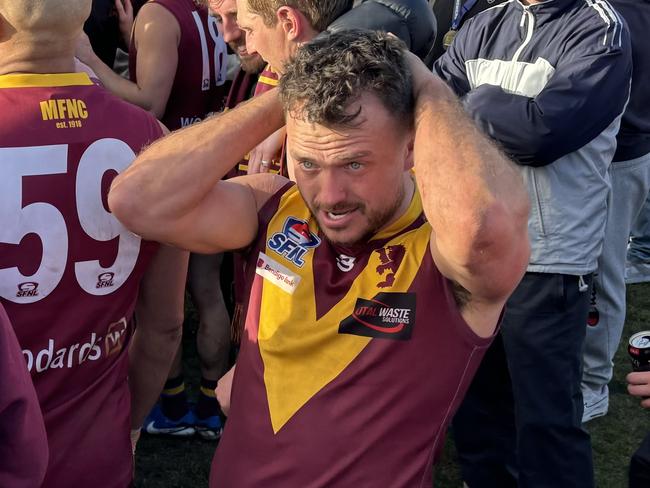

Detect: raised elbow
465,199,530,299
108,174,146,234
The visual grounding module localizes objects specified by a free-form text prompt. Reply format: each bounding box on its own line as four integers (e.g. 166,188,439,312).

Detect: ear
276,6,309,42
403,136,415,171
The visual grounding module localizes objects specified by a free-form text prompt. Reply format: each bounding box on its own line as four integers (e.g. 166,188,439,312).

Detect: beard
240,54,266,74
228,40,265,74
304,184,406,248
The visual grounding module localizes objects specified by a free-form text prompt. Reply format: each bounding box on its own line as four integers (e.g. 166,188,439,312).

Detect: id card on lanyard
443,0,480,49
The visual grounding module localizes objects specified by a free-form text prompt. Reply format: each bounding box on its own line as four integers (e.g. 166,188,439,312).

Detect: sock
195,377,219,420
160,375,189,421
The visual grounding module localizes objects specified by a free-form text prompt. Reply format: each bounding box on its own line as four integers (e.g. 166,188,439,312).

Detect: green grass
134,283,650,487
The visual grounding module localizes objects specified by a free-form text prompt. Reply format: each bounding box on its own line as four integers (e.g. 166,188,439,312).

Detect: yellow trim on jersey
257,75,279,87
259,186,431,433
0,72,94,89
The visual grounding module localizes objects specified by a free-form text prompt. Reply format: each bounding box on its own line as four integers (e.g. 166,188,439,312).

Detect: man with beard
210,0,278,178
108,30,530,486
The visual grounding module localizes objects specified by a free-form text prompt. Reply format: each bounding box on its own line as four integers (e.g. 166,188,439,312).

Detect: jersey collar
0,72,93,89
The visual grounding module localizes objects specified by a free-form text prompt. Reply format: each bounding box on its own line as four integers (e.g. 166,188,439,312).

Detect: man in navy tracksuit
435,0,632,486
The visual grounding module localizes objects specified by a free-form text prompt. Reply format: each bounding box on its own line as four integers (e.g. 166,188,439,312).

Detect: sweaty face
209,0,265,73
235,0,287,72
286,95,414,247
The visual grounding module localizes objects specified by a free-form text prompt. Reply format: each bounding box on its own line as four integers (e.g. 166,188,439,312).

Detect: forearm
83,53,157,113
414,77,529,296
109,90,284,237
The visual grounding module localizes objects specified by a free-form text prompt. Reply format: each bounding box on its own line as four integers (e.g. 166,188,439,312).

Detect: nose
244,33,257,55
222,17,242,44
316,170,348,209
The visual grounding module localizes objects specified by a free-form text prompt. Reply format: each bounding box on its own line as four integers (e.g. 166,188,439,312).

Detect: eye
348,161,363,170
214,14,223,24
300,160,317,171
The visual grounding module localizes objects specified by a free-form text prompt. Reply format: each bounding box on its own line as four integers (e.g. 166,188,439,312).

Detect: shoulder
567,0,628,50
135,1,182,39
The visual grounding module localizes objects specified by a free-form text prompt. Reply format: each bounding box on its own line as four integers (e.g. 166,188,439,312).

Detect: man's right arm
108,89,287,253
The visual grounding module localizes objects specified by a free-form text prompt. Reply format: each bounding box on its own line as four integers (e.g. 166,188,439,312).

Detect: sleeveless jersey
211,184,495,487
130,0,229,130
0,72,162,488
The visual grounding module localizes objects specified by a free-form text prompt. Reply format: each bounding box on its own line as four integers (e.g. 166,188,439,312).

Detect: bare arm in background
76,2,178,118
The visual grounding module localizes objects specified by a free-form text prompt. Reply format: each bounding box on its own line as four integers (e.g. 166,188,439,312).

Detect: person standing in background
76,0,231,440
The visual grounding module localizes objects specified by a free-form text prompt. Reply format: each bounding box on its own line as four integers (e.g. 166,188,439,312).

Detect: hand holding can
628,331,650,372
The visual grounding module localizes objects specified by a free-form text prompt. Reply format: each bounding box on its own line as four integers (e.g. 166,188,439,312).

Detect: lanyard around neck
451,0,481,30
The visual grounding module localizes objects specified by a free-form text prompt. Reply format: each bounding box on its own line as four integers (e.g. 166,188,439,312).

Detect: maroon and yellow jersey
210,184,495,487
130,0,228,130
253,64,279,97
0,72,162,487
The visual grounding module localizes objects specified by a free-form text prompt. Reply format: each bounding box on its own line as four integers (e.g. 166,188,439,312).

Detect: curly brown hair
280,30,414,130
246,0,353,32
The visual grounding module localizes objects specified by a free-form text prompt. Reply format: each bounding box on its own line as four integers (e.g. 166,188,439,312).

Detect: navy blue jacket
435,0,631,167
435,0,632,275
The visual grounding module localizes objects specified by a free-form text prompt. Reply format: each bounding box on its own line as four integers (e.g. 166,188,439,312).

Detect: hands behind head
627,371,650,409
247,127,286,175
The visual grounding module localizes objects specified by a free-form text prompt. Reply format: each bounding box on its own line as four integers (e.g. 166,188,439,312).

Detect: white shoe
582,391,609,423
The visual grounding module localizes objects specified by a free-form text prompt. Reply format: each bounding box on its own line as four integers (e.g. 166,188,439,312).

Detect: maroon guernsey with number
130,0,228,130
0,72,162,487
210,183,496,487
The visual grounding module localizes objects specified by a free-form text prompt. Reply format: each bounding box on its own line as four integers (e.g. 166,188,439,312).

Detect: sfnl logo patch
339,292,416,341
268,217,321,267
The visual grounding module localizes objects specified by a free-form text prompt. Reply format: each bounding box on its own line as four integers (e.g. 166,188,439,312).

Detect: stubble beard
305,184,406,248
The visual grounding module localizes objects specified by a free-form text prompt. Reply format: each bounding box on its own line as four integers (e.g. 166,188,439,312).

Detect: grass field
134,283,650,487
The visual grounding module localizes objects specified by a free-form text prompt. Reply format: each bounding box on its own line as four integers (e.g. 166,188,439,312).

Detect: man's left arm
409,53,530,338
462,39,632,166
128,245,188,433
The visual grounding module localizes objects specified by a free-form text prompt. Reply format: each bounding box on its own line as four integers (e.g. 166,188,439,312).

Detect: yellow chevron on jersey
259,185,431,433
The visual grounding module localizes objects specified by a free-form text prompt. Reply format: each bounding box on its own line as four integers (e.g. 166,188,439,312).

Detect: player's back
0,71,162,487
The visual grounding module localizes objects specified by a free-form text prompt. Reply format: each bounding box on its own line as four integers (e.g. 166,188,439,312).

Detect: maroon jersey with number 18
0,72,162,488
130,0,229,130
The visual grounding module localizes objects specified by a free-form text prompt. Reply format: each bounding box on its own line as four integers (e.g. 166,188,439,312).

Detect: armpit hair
451,280,472,310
